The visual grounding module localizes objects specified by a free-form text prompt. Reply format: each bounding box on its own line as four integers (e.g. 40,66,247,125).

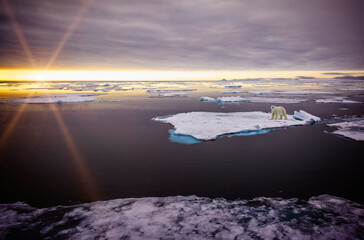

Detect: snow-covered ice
224,85,242,88
327,118,364,141
220,90,244,94
153,110,320,141
159,92,187,97
200,96,307,104
0,195,362,239
277,90,336,95
200,97,216,102
147,88,196,93
216,96,248,103
248,90,275,95
315,97,361,104
7,93,102,103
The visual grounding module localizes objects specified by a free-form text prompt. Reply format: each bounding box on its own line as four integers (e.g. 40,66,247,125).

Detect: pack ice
153,110,320,141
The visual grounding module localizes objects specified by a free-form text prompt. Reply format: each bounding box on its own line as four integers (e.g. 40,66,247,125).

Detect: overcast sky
0,0,363,71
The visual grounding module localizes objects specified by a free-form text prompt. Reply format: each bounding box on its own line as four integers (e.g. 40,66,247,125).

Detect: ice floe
315,97,361,104
200,96,307,104
327,118,364,141
277,90,336,95
220,90,245,94
0,195,362,239
159,92,187,97
7,93,102,104
153,110,320,141
224,85,242,88
248,90,275,95
147,88,196,93
339,88,364,91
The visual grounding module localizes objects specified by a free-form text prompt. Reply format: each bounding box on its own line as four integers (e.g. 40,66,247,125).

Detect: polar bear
271,105,288,120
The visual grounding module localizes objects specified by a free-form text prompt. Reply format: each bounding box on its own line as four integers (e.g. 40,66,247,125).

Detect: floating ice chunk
200,96,307,104
200,96,216,102
153,111,320,141
224,85,242,88
8,93,102,104
246,97,307,104
315,97,361,104
216,96,248,103
147,88,196,93
339,88,364,91
220,90,244,94
277,90,335,95
293,110,321,124
0,194,362,239
327,118,364,141
248,90,275,95
159,92,187,97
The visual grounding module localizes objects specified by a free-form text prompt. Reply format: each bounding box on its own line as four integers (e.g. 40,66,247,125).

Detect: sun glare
0,69,362,81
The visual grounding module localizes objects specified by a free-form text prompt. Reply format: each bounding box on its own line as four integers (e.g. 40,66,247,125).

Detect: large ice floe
200,96,307,104
315,97,361,104
147,88,196,93
326,117,364,141
153,110,320,142
7,93,102,103
0,195,363,239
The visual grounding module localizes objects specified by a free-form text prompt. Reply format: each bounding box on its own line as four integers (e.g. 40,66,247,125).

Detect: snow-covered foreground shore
153,111,320,142
1,195,363,239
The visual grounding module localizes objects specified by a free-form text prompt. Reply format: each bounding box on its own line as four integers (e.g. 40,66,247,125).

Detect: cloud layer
1,0,363,70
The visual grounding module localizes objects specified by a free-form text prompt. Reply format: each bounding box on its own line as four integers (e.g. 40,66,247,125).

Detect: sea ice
224,85,242,88
200,96,307,104
220,90,245,94
0,195,362,239
276,90,335,95
327,118,364,141
147,88,196,93
159,92,187,97
200,97,216,102
153,110,320,141
315,97,361,104
8,93,102,104
248,90,275,95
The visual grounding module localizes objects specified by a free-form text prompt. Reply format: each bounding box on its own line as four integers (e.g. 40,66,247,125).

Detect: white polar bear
271,105,288,120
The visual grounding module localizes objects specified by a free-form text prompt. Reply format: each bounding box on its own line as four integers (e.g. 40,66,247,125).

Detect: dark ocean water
0,96,363,207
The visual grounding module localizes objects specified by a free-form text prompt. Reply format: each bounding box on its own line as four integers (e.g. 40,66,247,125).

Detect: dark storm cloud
0,0,363,70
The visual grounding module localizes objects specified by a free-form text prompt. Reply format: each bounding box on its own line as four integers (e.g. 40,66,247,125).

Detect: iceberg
153,110,320,141
327,118,364,141
0,195,362,239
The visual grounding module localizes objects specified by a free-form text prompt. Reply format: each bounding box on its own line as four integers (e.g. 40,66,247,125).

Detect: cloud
1,0,363,70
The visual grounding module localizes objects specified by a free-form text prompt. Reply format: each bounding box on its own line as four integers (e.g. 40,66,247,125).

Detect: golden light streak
1,69,364,81
49,104,100,201
1,0,36,68
45,0,93,70
0,102,30,152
